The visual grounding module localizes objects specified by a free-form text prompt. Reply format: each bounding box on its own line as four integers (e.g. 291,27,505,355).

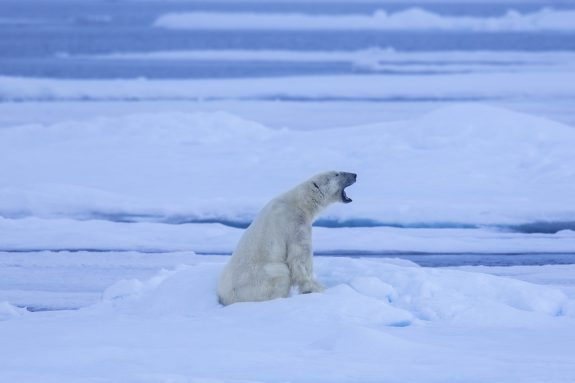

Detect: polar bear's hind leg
227,263,290,304
263,263,291,300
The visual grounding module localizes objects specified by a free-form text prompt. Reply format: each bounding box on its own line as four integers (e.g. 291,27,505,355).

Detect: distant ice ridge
73,49,575,74
75,49,575,65
2,71,575,101
0,104,574,228
154,7,575,32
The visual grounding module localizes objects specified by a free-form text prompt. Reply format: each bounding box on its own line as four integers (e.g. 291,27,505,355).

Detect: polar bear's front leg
286,229,325,294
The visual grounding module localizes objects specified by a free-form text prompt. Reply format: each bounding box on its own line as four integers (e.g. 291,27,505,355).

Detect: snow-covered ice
451,264,575,300
1,104,574,228
2,1,575,381
1,101,574,381
1,256,574,382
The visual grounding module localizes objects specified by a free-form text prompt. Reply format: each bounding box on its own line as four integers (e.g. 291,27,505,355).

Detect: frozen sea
2,0,575,79
0,0,574,280
1,2,575,382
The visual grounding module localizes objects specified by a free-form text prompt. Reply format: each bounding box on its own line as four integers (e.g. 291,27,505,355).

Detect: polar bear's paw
300,280,325,294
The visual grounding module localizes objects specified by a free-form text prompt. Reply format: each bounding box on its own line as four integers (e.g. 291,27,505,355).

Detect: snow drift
0,301,27,321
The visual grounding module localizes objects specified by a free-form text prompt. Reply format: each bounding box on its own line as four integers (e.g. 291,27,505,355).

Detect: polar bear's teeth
342,189,352,203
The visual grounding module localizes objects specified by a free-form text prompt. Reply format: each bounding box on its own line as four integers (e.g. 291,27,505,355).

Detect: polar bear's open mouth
342,188,352,203
341,173,357,203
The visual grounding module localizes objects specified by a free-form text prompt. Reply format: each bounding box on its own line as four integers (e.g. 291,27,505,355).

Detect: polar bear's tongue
342,189,352,203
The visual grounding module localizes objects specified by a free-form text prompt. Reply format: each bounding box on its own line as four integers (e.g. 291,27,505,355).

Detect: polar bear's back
238,199,295,258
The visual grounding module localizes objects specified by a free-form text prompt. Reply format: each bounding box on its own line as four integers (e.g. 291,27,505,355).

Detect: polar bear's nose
340,171,357,185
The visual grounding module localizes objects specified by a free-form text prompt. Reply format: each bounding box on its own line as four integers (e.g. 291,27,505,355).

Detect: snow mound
0,301,27,321
99,264,221,317
317,258,567,325
154,7,575,32
96,258,568,327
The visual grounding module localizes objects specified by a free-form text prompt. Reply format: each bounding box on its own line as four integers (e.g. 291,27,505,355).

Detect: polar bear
217,171,357,305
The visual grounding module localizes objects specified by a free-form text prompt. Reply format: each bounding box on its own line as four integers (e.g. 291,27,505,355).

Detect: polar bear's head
310,171,357,205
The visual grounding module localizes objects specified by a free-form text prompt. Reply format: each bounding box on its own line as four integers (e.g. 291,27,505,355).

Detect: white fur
217,171,356,305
